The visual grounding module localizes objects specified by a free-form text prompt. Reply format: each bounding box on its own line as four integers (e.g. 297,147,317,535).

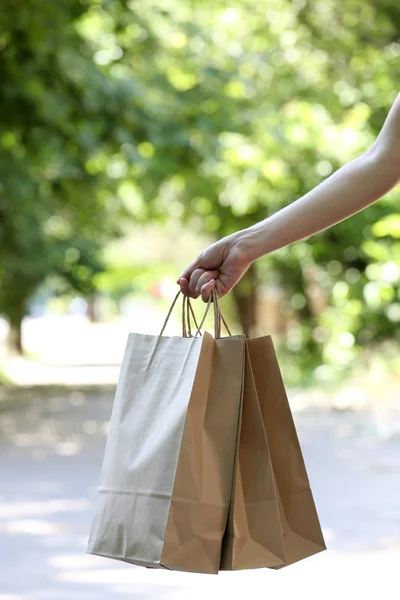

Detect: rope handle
193,288,231,338
159,289,231,338
160,290,201,338
183,294,202,337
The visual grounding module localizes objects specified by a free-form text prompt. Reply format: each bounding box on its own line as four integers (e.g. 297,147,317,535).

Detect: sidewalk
2,314,400,415
1,389,400,600
1,310,171,387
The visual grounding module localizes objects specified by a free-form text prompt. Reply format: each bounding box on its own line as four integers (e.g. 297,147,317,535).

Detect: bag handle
182,293,202,338
193,288,232,338
159,290,202,338
159,289,232,338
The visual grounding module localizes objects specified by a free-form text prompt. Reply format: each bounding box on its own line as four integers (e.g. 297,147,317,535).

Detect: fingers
179,274,204,299
178,277,197,299
180,268,205,299
200,279,216,302
181,277,218,303
195,270,219,296
188,268,206,295
179,268,220,300
180,276,217,302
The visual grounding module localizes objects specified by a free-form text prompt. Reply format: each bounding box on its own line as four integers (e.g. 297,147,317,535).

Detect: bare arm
242,93,400,262
179,94,400,301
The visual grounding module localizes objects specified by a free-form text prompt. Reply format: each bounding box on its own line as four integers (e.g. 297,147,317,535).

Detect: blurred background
0,0,399,598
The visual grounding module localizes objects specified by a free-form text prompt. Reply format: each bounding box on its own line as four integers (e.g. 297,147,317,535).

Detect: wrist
234,221,275,264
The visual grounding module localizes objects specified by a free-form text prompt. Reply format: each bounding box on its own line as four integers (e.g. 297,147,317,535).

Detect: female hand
177,231,253,302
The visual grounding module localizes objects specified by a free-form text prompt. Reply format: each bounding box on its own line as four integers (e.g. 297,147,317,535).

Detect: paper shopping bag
87,292,245,574
220,336,326,570
220,342,285,569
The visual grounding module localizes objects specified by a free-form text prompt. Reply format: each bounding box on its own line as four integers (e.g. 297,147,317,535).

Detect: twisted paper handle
159,290,202,338
193,288,232,338
159,289,232,338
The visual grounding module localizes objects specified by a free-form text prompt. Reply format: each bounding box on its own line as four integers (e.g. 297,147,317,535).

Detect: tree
0,0,141,352
108,0,400,378
2,0,400,378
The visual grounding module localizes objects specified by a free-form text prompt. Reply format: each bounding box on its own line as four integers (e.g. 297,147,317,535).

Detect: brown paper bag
87,292,245,574
221,335,326,570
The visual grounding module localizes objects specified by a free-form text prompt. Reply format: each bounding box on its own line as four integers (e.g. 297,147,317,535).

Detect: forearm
242,94,400,262
243,151,398,261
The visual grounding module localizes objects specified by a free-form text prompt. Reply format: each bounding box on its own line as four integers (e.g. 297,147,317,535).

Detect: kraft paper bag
221,336,326,570
87,292,245,574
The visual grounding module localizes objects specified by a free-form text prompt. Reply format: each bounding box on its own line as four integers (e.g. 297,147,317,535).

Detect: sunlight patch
55,441,82,455
2,519,61,536
0,499,89,519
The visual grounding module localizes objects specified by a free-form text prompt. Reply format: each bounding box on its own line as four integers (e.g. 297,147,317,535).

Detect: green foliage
1,0,400,374
0,0,134,328
94,261,175,301
104,0,400,379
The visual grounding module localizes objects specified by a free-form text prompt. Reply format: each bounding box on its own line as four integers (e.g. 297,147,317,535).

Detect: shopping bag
220,335,326,570
87,292,245,574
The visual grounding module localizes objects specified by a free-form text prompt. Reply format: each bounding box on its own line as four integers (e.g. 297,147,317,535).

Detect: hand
177,231,252,302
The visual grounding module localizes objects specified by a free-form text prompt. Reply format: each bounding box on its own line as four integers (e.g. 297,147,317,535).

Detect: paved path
1,391,400,600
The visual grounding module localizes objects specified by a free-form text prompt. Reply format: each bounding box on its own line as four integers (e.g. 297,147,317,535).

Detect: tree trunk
8,313,24,356
86,295,98,322
232,263,258,337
